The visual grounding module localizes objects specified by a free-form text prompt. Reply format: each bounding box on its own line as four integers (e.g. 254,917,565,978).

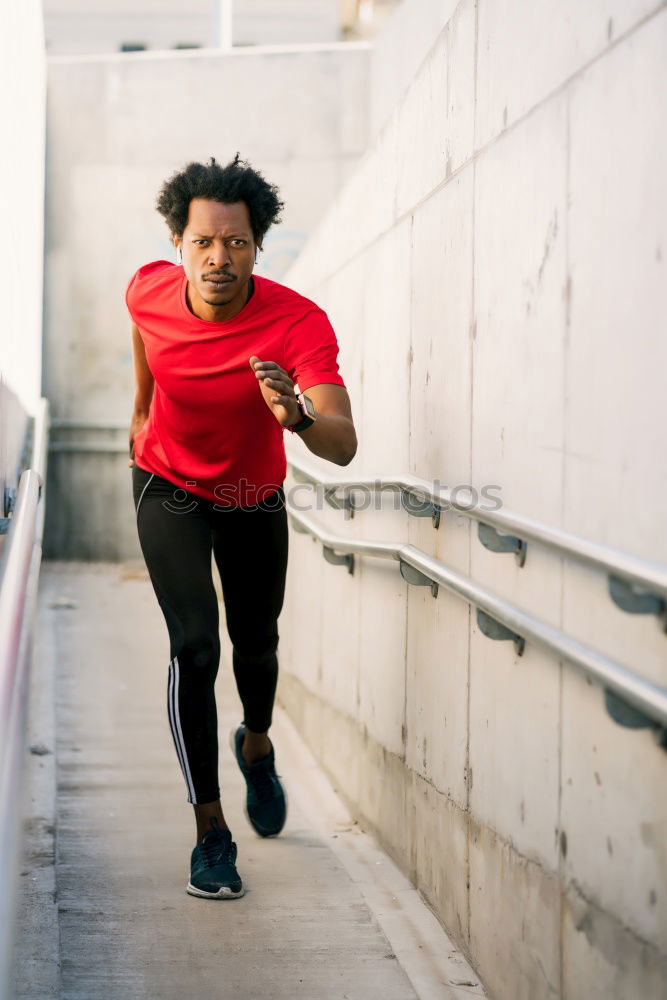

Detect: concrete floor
12,562,485,1000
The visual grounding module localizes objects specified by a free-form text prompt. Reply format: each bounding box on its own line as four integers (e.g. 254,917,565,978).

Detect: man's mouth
203,274,235,288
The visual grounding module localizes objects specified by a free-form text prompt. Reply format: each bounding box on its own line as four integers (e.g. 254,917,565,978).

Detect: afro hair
155,154,284,244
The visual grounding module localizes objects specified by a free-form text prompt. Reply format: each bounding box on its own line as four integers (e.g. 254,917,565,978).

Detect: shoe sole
186,882,245,899
229,726,288,838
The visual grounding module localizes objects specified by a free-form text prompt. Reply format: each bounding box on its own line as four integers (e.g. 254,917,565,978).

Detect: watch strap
289,413,315,434
288,392,315,433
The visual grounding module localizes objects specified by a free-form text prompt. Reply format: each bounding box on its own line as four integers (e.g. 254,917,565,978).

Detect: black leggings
131,464,288,804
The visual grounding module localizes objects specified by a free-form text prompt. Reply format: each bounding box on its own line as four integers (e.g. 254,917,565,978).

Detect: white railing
0,398,49,1000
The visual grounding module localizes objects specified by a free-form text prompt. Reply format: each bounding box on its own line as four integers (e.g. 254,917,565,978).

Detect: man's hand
128,413,148,467
249,356,301,428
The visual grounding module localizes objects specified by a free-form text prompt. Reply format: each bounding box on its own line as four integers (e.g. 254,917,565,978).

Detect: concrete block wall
0,0,46,546
279,2,667,997
43,41,370,558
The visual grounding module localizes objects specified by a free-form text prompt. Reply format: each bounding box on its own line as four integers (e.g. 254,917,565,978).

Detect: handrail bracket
289,516,311,535
324,488,355,519
477,608,526,656
604,689,667,748
478,522,527,567
400,490,441,529
323,545,354,574
608,574,667,631
399,561,439,598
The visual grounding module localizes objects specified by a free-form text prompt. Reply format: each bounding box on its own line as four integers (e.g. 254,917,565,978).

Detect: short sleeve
283,309,346,394
125,269,139,320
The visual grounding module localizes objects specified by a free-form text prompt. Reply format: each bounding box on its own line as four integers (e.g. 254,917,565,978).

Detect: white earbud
176,246,183,265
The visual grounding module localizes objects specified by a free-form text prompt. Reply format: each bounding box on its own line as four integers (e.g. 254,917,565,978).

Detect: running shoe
186,817,245,899
230,724,287,837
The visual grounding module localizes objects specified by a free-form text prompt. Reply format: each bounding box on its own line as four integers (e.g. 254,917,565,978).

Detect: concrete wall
369,0,459,136
0,1,45,546
43,0,342,54
43,42,370,559
278,2,667,998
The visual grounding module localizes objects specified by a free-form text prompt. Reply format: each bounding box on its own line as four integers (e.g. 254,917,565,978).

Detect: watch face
302,394,315,418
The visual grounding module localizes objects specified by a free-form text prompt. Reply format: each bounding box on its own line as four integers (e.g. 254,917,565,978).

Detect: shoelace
200,832,234,869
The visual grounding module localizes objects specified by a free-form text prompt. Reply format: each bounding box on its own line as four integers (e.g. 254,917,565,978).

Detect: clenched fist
249,356,301,428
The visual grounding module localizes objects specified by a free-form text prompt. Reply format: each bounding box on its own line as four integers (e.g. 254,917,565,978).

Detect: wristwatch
289,393,317,434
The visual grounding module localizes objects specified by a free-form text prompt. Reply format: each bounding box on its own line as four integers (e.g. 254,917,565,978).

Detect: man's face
175,198,258,310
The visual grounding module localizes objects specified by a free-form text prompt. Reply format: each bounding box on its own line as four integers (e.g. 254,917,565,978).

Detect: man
127,154,356,898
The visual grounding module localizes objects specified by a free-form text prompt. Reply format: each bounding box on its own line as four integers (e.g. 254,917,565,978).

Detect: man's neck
185,277,253,322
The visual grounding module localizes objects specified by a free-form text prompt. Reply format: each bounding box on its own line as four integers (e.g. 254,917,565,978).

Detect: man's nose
209,242,232,268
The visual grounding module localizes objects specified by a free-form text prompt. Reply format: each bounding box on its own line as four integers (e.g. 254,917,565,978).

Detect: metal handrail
285,450,667,606
286,500,667,733
44,420,667,607
0,397,49,1000
41,421,667,606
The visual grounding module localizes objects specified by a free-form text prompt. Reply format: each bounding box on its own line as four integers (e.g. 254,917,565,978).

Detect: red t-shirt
126,260,345,506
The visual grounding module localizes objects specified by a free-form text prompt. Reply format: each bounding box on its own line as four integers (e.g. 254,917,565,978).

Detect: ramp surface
14,563,485,1000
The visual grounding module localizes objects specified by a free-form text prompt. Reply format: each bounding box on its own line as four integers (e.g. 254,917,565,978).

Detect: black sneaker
230,724,287,838
186,818,245,899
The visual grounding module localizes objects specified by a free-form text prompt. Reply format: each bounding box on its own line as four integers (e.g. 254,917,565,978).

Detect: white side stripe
136,473,154,516
167,659,189,785
172,656,197,804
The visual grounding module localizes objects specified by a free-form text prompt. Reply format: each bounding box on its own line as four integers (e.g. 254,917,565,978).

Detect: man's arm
292,383,357,466
129,322,154,467
250,357,357,466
